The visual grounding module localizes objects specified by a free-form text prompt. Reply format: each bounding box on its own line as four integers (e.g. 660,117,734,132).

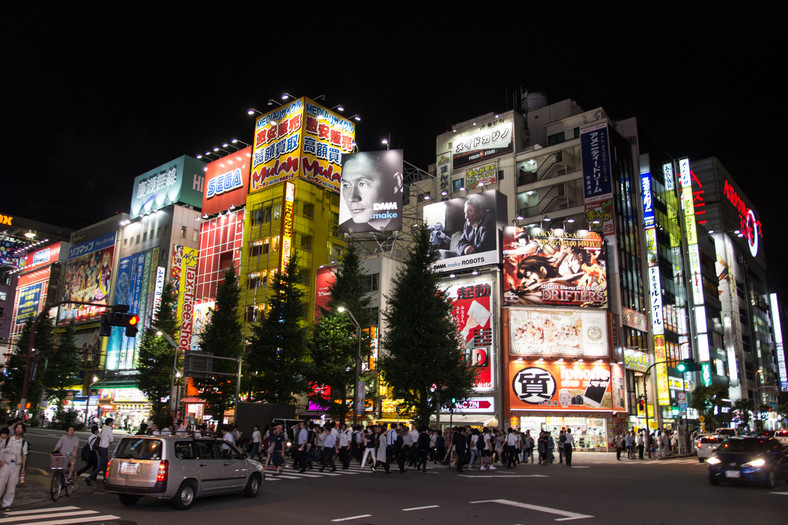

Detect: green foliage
194,266,244,418
1,312,55,417
44,322,83,418
690,384,728,431
308,244,373,424
379,224,476,427
136,282,177,427
247,253,308,404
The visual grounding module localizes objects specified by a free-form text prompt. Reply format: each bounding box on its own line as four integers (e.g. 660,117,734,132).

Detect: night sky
2,6,785,292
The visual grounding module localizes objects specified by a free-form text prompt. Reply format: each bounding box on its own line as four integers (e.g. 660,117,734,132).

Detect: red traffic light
128,315,139,326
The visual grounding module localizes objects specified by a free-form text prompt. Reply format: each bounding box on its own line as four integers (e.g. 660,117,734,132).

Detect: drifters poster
502,227,607,308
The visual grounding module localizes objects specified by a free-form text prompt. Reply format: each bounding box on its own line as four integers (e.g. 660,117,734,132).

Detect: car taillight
157,460,169,482
106,460,112,479
696,443,701,448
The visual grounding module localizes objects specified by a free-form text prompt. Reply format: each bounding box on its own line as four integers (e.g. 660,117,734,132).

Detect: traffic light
99,310,141,338
677,358,702,372
638,398,646,412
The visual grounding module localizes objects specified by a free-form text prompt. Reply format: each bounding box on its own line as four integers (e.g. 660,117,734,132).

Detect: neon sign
723,179,761,257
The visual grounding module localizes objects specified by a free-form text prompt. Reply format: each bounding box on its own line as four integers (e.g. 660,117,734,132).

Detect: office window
452,179,464,192
367,273,379,292
301,235,313,251
303,203,314,218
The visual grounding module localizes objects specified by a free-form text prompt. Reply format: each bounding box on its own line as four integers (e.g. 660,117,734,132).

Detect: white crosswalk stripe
0,505,121,525
264,466,382,481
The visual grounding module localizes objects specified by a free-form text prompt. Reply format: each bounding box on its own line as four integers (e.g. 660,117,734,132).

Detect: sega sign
206,168,243,199
201,146,251,215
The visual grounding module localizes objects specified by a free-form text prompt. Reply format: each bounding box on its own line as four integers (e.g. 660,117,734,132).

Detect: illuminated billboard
580,123,613,201
502,227,607,308
441,273,497,392
339,150,404,234
59,232,116,325
424,190,507,272
202,147,251,216
130,156,205,219
508,307,610,358
172,245,198,354
250,97,355,193
314,265,337,320
452,119,513,169
509,361,619,412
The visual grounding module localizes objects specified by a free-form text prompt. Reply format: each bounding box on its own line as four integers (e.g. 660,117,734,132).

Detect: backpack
82,434,98,461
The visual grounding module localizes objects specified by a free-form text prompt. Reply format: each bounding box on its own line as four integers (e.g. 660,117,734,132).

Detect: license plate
120,462,140,474
725,470,740,478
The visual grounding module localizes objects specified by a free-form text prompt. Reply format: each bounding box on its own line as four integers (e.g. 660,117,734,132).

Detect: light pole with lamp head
337,307,362,427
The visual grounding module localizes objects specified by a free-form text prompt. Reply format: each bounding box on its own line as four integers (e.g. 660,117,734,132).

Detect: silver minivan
105,436,264,510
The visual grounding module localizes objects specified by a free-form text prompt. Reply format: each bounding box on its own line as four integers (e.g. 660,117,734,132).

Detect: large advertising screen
130,156,205,219
202,147,251,216
508,307,610,358
441,273,496,392
502,227,607,308
339,150,404,234
250,97,355,193
452,119,513,170
424,190,507,272
509,361,620,412
59,232,115,325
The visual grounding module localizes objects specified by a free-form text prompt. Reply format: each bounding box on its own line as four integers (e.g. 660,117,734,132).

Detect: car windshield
115,438,163,460
717,438,766,453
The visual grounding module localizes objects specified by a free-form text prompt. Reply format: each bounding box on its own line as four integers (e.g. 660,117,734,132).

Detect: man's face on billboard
342,159,385,224
464,201,483,226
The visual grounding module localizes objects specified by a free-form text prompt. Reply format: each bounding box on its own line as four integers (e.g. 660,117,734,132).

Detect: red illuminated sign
202,147,251,215
723,179,761,257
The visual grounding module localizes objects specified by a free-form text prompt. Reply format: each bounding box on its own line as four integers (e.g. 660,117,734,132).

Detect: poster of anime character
502,226,607,308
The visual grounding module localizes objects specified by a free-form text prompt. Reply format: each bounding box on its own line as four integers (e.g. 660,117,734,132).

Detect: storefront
506,359,627,452
91,376,150,430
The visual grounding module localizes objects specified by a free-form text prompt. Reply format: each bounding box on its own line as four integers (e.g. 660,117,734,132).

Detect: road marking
459,474,548,478
471,499,593,521
770,491,788,495
331,514,373,522
0,506,120,525
402,505,439,512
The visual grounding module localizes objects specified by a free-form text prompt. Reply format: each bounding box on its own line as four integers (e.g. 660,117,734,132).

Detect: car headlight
707,457,721,465
744,458,765,468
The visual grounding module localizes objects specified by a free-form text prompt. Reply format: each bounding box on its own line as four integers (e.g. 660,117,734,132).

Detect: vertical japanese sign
581,123,614,201
769,294,787,392
441,274,495,392
173,246,198,354
280,182,295,274
641,168,670,406
301,99,355,192
680,158,710,370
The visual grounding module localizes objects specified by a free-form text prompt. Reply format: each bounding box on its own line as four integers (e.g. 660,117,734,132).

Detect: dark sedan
707,436,788,488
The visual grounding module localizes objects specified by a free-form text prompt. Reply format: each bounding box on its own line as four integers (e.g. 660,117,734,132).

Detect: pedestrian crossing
0,505,121,525
264,465,377,481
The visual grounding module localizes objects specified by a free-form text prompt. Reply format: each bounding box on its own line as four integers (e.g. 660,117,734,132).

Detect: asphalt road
6,429,788,524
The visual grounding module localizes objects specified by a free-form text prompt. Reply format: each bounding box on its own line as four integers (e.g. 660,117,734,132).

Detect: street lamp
337,306,363,427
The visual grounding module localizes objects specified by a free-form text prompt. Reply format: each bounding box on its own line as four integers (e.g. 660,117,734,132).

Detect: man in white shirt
251,425,262,461
337,424,351,469
564,428,575,466
87,418,114,484
320,423,338,472
0,423,28,511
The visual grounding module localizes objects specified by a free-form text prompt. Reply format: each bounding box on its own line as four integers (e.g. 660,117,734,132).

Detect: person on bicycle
0,422,29,512
53,426,80,482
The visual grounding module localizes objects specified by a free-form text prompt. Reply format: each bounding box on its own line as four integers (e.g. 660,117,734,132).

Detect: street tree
136,281,177,429
690,384,728,431
308,244,372,423
44,321,83,420
194,266,244,419
247,253,309,404
1,313,54,416
379,224,476,427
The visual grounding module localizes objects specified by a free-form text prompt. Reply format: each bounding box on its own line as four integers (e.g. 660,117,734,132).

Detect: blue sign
640,171,655,228
68,232,116,260
581,123,613,200
15,283,43,324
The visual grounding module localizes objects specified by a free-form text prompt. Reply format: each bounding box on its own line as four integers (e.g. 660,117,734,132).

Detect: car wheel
764,470,776,489
172,480,197,510
119,494,141,506
709,476,720,485
245,473,262,498
698,457,705,463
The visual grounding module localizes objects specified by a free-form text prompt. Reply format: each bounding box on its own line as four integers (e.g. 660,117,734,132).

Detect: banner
509,361,615,412
580,123,613,200
441,274,496,391
424,190,507,272
452,119,513,169
502,227,607,308
508,307,609,358
173,246,198,354
339,150,404,234
59,235,115,324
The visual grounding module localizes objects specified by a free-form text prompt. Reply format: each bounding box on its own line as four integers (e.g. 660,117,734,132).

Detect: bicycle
50,454,78,502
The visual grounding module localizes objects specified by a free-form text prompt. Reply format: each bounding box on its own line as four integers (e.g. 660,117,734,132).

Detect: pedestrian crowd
613,428,680,460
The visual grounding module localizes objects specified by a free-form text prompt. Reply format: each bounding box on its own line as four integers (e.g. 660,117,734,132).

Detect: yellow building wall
240,178,345,332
